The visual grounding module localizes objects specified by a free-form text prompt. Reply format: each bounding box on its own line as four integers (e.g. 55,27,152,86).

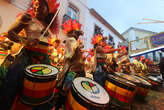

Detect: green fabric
0,64,7,79
0,60,9,87
110,96,129,107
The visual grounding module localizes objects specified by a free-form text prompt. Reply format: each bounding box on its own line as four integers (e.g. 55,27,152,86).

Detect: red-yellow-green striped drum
105,74,136,107
20,64,59,105
148,76,162,86
114,72,141,86
65,77,110,110
134,76,151,97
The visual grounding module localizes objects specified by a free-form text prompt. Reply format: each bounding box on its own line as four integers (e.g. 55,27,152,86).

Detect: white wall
10,0,31,10
83,9,122,49
58,0,88,40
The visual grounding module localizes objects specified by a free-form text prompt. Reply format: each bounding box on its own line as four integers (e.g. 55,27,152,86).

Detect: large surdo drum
114,72,151,98
20,64,59,105
114,72,141,86
148,75,162,86
105,74,136,107
65,77,110,110
134,76,151,97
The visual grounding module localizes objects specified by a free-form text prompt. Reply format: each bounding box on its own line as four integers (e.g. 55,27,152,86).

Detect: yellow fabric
23,78,56,90
64,37,78,59
67,91,88,110
105,80,135,98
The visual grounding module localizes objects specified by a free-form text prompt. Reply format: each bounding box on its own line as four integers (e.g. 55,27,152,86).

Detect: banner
150,32,164,48
129,32,164,57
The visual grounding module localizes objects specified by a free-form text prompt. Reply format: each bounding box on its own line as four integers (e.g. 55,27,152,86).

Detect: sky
88,0,164,34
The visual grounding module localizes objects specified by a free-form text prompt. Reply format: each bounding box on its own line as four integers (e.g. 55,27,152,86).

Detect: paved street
132,83,164,110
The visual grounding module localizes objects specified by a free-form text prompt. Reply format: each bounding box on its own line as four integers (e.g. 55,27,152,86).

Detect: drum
65,77,110,110
105,74,136,107
134,76,151,97
114,72,141,86
148,76,162,86
20,64,59,105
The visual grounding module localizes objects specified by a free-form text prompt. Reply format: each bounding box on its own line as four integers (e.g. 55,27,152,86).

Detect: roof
89,9,126,41
121,27,157,36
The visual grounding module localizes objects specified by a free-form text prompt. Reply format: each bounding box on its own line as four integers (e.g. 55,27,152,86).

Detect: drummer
54,19,85,110
92,35,121,86
0,0,59,109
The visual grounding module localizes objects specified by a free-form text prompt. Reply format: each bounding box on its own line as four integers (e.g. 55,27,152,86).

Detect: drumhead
72,77,109,105
107,74,136,87
115,72,140,84
148,76,161,83
26,64,59,76
134,76,151,86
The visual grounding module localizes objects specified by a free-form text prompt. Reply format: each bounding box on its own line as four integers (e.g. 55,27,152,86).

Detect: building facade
83,9,125,49
0,0,125,49
122,27,164,62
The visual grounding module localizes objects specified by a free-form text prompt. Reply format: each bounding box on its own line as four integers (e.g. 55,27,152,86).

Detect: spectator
159,57,164,80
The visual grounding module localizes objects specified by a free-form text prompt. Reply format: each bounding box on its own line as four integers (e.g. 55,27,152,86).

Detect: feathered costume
56,19,84,90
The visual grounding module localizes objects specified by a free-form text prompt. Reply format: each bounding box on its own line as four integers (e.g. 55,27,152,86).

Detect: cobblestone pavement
132,83,164,110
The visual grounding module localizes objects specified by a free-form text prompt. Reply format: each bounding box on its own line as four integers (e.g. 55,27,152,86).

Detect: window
67,6,79,20
63,4,79,24
94,25,103,35
136,36,139,39
159,52,163,60
136,36,140,42
153,51,156,61
126,38,128,42
145,53,148,58
108,35,115,47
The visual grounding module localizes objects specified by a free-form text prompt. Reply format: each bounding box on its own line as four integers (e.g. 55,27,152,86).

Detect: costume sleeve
7,13,32,43
64,38,78,59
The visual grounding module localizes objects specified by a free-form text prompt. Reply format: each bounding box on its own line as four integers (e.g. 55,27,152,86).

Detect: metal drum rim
134,76,151,87
107,74,136,88
114,72,141,85
71,77,110,109
25,64,59,77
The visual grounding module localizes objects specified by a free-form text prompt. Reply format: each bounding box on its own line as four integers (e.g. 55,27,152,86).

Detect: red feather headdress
25,0,60,34
91,34,103,45
62,19,82,35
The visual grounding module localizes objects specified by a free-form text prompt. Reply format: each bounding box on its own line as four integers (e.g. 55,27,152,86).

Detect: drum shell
115,73,151,98
20,67,57,105
65,78,109,110
104,75,136,107
134,76,151,97
114,72,141,86
148,76,162,86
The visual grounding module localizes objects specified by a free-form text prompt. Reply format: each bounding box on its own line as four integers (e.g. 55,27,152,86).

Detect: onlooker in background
159,57,164,81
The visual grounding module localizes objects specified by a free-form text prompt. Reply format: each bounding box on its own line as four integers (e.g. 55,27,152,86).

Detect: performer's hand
86,72,93,80
0,40,13,51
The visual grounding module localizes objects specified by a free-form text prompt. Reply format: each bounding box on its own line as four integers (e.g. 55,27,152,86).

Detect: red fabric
65,98,74,110
11,94,32,110
22,87,53,98
105,86,132,103
24,46,48,53
53,88,60,93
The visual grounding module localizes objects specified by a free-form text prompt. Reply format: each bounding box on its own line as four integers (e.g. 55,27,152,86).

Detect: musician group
0,0,161,110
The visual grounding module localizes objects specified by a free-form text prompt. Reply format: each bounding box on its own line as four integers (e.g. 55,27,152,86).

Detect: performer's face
33,0,49,20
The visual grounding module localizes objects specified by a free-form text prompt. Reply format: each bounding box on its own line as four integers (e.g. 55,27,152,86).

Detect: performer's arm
7,13,32,43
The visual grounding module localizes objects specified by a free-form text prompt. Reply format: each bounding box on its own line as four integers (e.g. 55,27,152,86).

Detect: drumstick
40,4,60,38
